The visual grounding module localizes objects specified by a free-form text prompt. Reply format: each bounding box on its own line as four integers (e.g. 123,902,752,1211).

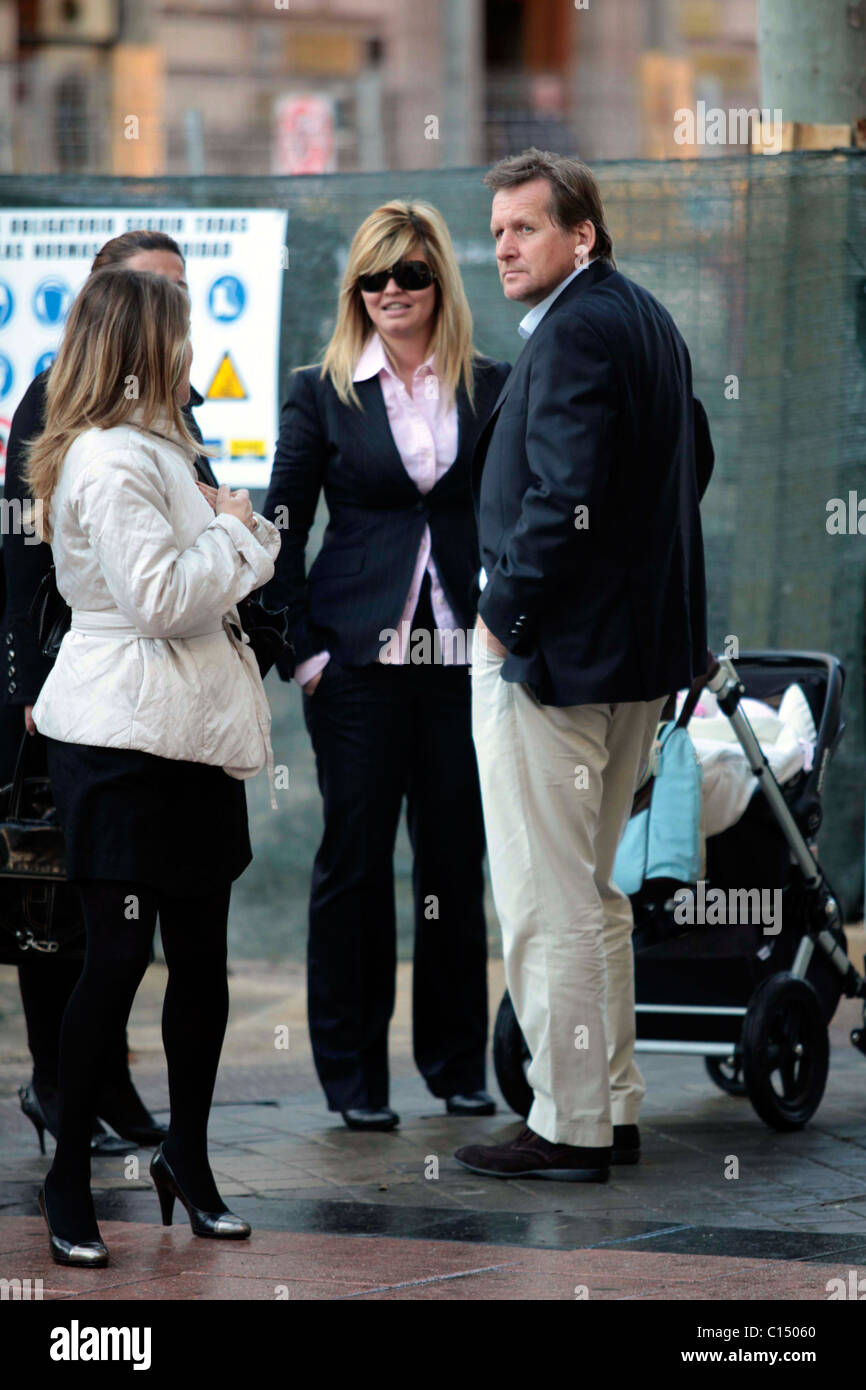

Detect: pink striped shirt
295,333,462,686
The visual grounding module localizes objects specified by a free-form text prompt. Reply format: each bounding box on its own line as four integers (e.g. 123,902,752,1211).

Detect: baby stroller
493,650,866,1132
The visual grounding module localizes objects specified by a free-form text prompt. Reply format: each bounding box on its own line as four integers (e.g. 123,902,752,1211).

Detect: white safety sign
0,208,288,487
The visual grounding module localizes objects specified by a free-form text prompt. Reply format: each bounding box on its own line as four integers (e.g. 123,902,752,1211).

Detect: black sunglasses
357,259,436,294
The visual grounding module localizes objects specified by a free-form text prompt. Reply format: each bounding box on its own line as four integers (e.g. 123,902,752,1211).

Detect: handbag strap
659,649,717,733
630,651,716,820
8,730,42,821
28,564,54,626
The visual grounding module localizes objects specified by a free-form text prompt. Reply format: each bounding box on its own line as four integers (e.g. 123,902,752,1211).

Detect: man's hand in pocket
474,615,508,659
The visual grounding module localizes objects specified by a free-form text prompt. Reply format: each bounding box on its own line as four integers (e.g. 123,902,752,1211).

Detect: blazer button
4,633,11,645
8,681,15,693
414,500,426,513
7,664,15,675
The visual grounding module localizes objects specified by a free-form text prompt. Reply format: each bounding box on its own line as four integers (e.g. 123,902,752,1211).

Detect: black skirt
45,737,252,899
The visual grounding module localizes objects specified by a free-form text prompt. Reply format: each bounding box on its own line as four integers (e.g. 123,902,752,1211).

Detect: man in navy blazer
456,149,713,1183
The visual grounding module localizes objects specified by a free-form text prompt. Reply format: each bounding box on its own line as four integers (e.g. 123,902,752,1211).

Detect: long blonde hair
320,200,478,410
24,267,205,543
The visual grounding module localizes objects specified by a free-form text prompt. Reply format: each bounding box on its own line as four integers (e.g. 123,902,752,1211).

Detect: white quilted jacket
31,408,281,805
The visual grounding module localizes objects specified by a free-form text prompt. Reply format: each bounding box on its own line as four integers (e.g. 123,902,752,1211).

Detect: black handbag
29,563,70,660
234,593,294,679
28,564,292,678
0,730,85,962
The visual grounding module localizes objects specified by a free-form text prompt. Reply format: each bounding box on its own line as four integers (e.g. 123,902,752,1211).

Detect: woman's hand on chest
196,480,256,532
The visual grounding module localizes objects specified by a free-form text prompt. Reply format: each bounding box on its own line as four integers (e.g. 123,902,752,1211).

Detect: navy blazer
262,355,511,674
473,258,714,706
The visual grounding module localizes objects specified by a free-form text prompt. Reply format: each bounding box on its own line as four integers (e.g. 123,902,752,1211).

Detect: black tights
18,955,134,1096
44,877,232,1244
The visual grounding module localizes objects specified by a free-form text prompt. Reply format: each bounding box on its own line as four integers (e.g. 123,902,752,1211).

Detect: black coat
0,371,217,708
473,258,714,706
261,356,511,674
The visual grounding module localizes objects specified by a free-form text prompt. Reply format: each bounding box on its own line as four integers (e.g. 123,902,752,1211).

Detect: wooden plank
751,120,852,153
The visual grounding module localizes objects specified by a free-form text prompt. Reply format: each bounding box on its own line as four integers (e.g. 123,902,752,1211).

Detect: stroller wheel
705,1054,747,1096
742,973,829,1131
492,991,533,1119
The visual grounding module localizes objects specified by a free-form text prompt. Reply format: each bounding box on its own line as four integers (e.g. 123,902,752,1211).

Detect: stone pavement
2,936,866,1301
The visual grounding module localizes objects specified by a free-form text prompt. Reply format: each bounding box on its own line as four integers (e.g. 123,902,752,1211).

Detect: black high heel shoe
38,1184,108,1268
149,1143,251,1239
18,1085,136,1157
96,1078,169,1147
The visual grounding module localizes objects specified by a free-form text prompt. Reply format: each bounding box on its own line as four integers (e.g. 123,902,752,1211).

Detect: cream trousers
471,630,665,1147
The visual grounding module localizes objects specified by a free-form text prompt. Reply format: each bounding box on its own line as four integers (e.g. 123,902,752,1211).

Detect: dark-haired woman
1,231,217,1158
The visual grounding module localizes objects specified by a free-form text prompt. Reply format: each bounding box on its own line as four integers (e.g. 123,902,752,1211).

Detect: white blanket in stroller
674,683,817,839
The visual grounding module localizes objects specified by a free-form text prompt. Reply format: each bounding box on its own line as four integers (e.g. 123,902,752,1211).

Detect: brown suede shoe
454,1126,610,1182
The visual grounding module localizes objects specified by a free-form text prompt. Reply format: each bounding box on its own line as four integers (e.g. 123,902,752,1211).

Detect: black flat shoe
18,1084,136,1157
446,1091,496,1116
340,1107,400,1131
38,1186,108,1268
150,1142,251,1239
612,1123,640,1165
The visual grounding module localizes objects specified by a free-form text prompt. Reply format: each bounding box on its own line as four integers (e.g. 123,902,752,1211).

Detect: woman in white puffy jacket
24,265,280,1268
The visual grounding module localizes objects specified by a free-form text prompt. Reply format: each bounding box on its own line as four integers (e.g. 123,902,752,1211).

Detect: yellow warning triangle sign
206,351,248,401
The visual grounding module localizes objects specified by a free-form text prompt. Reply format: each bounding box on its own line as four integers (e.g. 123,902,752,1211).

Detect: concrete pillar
758,0,866,127
111,0,164,174
441,0,482,167
0,1,16,173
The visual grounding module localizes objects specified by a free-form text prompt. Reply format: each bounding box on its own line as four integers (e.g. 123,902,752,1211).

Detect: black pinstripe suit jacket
262,355,511,674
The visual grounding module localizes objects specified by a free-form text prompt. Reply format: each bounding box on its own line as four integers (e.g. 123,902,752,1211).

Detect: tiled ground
2,938,866,1301
3,1211,864,1300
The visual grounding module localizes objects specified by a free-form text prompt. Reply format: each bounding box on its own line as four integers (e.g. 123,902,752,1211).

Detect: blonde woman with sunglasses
263,202,510,1130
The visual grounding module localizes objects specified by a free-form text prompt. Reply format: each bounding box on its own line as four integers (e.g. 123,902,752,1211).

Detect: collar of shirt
517,259,595,340
353,331,436,386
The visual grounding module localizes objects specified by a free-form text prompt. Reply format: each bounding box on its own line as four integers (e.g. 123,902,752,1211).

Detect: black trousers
302,589,488,1111
0,706,139,1095
0,705,139,1094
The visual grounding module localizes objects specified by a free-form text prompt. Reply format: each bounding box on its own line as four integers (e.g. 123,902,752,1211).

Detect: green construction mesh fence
1,151,864,955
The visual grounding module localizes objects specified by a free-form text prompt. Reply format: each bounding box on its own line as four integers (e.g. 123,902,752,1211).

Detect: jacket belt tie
68,608,278,810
